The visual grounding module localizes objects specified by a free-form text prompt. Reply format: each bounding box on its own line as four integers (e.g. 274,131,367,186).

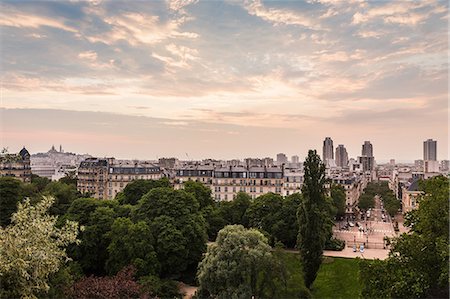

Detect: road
333,195,395,250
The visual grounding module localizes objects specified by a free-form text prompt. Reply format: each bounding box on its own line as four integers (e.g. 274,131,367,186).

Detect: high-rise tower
335,145,348,168
423,139,437,161
361,141,373,157
322,137,334,161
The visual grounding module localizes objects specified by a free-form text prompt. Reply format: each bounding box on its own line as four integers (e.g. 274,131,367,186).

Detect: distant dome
19,147,30,160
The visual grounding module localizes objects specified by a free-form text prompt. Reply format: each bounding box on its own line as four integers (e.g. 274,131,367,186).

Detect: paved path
179,282,197,299
324,246,389,260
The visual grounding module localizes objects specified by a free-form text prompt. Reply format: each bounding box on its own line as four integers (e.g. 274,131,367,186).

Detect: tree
0,177,23,226
0,196,80,298
196,225,275,299
59,173,77,187
44,181,80,216
360,176,449,298
271,193,302,248
330,184,346,219
70,206,117,275
65,198,118,275
31,174,51,192
358,193,374,212
246,193,283,245
219,191,251,226
133,187,207,278
184,180,214,209
202,205,228,241
121,178,170,205
297,150,330,289
106,218,159,277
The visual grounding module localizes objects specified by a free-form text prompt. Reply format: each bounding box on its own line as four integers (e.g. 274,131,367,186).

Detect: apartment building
175,164,288,201
213,166,284,200
78,157,161,199
0,147,32,182
330,175,366,215
283,169,303,196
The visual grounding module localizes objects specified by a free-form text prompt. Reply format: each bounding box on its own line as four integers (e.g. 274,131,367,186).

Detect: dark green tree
330,184,346,219
133,187,207,278
106,218,159,277
183,180,214,209
297,150,329,289
202,205,228,241
44,181,80,216
0,177,23,226
59,173,77,187
121,178,170,205
30,174,51,192
358,193,374,212
65,199,117,275
360,176,449,298
271,193,302,248
246,193,283,245
218,192,251,226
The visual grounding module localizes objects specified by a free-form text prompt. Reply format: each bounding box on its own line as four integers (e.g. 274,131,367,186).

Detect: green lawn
276,251,362,299
312,257,362,299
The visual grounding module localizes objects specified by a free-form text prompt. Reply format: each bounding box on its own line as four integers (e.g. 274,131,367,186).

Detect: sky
0,0,448,162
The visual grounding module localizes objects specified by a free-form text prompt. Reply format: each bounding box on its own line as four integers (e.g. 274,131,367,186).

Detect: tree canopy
121,178,170,205
196,225,275,299
0,196,80,298
360,176,449,298
297,150,331,289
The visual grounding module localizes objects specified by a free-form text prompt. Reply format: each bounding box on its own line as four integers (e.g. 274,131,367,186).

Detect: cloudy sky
1,0,448,161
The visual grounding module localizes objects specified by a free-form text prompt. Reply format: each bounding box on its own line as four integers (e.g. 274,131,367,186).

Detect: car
349,222,355,227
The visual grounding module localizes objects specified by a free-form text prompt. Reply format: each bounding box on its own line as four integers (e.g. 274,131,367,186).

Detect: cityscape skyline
2,133,446,164
1,1,448,162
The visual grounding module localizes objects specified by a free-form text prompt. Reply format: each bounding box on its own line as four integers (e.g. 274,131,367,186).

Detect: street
333,195,396,250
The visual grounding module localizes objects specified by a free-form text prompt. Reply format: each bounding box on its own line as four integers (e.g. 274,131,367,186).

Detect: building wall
77,158,162,199
0,150,32,182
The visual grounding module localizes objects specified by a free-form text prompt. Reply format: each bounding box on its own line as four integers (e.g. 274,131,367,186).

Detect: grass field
277,251,362,299
312,256,362,299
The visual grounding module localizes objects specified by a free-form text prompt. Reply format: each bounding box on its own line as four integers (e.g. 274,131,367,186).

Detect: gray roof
407,179,420,192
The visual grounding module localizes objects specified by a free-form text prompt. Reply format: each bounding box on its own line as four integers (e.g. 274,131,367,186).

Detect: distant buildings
361,141,373,157
401,179,424,213
276,153,288,165
31,145,91,180
0,147,31,182
158,157,179,169
77,157,161,199
423,139,439,174
358,141,375,172
335,145,348,168
322,137,334,162
330,174,366,216
423,139,437,161
291,155,299,164
175,164,288,201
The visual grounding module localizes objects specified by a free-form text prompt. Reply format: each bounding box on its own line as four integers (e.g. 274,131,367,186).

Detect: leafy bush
324,237,345,251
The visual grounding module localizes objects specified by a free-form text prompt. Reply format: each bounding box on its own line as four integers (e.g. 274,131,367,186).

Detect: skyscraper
361,141,373,157
359,141,374,172
291,155,299,164
322,137,334,161
335,145,348,168
423,139,437,161
276,153,288,165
